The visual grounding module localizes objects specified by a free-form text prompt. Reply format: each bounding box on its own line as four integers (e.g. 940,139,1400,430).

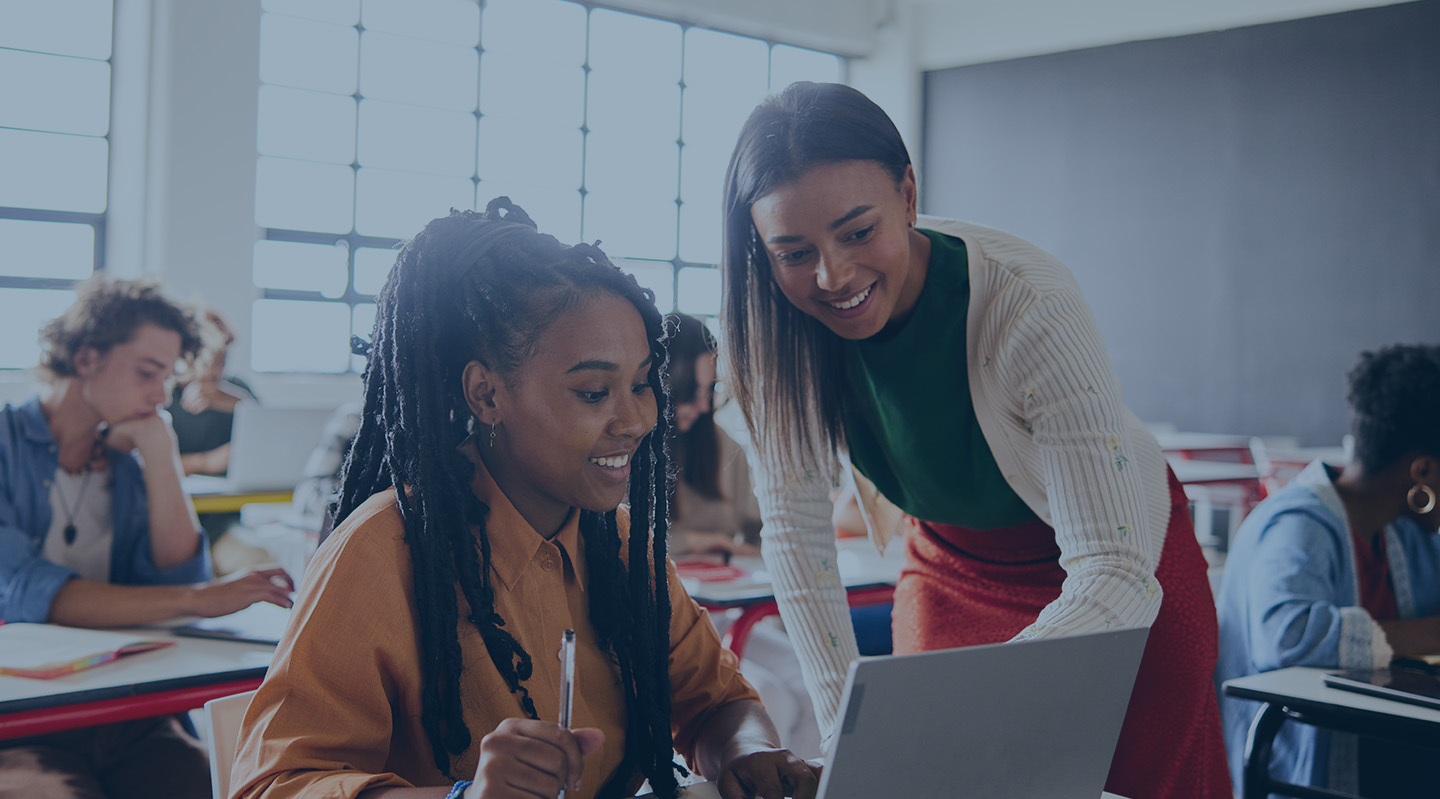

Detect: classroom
2,1,1438,798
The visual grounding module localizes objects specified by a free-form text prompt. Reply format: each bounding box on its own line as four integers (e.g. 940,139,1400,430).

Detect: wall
922,0,1440,444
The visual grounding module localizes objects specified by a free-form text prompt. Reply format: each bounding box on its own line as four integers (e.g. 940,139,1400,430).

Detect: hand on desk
463,718,604,799
715,750,822,799
191,566,295,616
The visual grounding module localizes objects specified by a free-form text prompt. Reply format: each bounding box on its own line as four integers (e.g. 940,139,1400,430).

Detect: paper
0,623,173,679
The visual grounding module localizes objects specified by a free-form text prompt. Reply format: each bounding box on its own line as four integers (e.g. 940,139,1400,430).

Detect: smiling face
472,291,659,537
75,322,182,426
750,160,930,341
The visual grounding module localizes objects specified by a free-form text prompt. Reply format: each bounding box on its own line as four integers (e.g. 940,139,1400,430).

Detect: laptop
183,404,333,495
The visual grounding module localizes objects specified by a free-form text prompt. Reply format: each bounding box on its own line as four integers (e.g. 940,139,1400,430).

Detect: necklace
55,467,95,545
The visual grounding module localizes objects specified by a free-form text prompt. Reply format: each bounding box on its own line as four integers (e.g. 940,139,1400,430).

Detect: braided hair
336,198,683,799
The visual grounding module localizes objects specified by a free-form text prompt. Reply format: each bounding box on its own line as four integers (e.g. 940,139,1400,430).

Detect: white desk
1222,667,1440,799
646,781,1129,798
0,627,274,740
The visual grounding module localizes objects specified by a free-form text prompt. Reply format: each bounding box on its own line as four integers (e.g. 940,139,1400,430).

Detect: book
0,623,174,679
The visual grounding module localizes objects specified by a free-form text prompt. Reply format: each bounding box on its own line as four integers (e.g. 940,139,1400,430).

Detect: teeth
590,454,631,468
830,284,872,310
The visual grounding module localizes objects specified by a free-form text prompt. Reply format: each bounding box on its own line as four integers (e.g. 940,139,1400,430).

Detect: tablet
1322,668,1440,711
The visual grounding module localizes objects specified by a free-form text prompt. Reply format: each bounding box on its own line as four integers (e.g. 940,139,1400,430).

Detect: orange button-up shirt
231,457,759,799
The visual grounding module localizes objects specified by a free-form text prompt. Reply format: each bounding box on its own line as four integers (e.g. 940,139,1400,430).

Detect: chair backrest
204,689,256,799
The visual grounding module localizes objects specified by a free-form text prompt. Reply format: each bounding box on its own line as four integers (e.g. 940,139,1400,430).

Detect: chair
204,689,256,799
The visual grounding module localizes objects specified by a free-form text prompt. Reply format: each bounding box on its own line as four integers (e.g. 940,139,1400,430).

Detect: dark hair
720,82,912,467
667,313,722,500
37,276,202,381
1346,343,1440,475
335,199,683,799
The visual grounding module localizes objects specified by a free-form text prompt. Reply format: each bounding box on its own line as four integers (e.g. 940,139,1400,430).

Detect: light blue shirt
1215,459,1440,794
0,398,211,623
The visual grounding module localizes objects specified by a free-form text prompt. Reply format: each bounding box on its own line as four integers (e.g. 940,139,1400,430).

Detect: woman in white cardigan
719,82,1228,799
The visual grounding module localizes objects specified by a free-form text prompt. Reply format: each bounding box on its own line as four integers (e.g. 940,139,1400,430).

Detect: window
0,1,114,369
254,0,843,372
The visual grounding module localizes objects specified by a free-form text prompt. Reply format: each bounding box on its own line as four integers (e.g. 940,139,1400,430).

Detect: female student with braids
230,200,820,799
720,82,1228,798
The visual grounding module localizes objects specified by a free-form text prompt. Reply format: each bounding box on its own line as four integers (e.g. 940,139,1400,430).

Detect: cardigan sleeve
995,284,1167,639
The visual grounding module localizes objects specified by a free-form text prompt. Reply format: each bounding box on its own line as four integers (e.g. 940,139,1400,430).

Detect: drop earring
489,422,498,448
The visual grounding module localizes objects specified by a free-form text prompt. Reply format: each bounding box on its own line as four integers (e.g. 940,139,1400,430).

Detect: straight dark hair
720,82,912,469
335,199,683,799
667,313,722,500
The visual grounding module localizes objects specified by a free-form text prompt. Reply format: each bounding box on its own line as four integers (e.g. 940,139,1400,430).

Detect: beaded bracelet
445,779,473,799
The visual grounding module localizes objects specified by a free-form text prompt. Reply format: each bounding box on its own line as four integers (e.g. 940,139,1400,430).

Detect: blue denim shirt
1215,459,1440,794
0,398,211,623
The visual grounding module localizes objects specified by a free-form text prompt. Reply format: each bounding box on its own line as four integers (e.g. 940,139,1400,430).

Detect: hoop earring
1408,483,1437,514
489,423,498,448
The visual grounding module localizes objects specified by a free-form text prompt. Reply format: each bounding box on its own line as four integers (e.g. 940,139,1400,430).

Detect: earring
1408,483,1436,514
489,422,498,448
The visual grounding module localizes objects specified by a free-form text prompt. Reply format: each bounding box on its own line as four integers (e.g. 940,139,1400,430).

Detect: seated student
0,278,295,799
1216,343,1440,796
167,309,257,477
229,200,820,799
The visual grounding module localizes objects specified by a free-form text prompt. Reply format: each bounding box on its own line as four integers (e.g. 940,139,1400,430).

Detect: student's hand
190,567,295,617
716,749,822,799
465,719,604,799
181,379,243,414
105,410,178,460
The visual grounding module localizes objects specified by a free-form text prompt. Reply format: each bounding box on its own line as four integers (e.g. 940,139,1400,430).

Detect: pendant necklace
56,466,95,545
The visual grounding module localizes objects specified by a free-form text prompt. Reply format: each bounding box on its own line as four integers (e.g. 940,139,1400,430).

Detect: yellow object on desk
191,491,292,515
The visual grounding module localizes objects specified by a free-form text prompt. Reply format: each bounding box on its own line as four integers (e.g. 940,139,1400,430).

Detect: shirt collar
465,445,585,592
18,397,56,445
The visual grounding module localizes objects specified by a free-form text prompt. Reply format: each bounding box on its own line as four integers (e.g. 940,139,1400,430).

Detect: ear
462,360,504,426
73,346,101,377
1411,455,1436,485
899,164,919,225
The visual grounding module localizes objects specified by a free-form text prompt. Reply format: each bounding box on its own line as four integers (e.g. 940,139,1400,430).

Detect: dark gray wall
922,0,1440,446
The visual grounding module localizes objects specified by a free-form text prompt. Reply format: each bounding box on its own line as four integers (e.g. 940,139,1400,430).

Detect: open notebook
0,623,173,679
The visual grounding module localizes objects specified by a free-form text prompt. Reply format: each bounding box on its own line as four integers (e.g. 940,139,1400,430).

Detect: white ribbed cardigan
752,216,1174,740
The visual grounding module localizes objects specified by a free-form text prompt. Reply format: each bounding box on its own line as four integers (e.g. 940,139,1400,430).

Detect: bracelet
445,780,473,799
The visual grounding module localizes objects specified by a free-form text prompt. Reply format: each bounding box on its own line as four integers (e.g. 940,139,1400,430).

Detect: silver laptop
183,404,333,494
813,626,1149,799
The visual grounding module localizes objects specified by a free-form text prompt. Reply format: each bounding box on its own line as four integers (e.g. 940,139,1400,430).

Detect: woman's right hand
465,718,604,799
190,566,295,617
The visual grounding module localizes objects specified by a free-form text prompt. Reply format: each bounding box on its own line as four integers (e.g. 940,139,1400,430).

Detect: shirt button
43,479,52,487
542,557,555,571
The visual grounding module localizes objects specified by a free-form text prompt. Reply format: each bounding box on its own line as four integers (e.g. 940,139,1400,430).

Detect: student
0,277,294,799
720,82,1228,798
229,200,819,799
167,309,257,477
1216,344,1440,796
665,313,761,561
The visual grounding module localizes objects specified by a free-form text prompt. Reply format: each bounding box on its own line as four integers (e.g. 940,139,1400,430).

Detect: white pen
558,629,576,799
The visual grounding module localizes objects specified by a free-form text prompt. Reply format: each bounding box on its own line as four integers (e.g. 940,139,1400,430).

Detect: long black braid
335,198,683,799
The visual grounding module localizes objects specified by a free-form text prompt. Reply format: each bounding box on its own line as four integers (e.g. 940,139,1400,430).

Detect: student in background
166,309,257,477
230,200,819,799
1216,343,1440,797
0,278,293,799
720,82,1228,798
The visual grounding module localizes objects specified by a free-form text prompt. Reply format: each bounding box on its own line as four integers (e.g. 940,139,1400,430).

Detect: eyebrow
765,205,874,244
566,355,653,374
139,358,170,371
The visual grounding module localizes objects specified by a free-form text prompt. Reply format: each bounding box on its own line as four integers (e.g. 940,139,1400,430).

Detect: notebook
183,404,333,494
0,623,173,679
172,602,292,646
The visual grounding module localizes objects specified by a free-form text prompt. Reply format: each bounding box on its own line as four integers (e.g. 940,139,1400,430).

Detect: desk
1222,667,1440,799
0,629,273,740
183,475,293,514
647,780,1129,798
1155,431,1255,462
683,539,902,659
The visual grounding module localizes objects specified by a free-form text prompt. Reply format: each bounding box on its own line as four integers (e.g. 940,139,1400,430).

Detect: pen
558,629,576,799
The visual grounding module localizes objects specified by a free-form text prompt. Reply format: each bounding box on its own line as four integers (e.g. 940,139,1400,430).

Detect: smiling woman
228,199,819,799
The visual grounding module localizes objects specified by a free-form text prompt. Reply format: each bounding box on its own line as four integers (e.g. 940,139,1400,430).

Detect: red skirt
891,470,1229,799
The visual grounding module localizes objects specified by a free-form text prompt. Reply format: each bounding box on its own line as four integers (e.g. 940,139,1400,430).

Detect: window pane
355,167,473,239
360,30,477,112
676,265,721,315
619,259,674,314
0,220,94,279
351,301,377,371
362,0,478,47
583,10,681,260
0,128,108,213
257,85,357,164
769,45,843,90
260,14,359,95
253,239,349,298
353,247,396,295
678,29,768,264
252,299,352,372
0,50,111,136
0,0,113,60
255,156,356,233
0,288,78,369
476,119,581,241
262,0,359,26
358,99,475,176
